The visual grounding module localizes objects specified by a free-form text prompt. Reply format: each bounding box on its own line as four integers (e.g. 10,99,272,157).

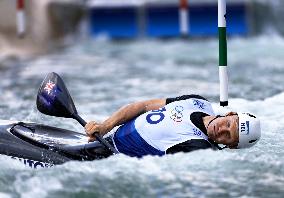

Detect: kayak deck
11,122,88,147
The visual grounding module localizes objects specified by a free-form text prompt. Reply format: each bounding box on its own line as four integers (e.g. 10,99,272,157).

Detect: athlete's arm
166,94,208,104
85,99,166,141
103,98,166,129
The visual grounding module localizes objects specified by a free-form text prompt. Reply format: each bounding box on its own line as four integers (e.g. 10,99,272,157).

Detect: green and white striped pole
218,0,228,107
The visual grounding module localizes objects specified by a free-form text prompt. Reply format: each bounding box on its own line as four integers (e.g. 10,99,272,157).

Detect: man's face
207,115,239,148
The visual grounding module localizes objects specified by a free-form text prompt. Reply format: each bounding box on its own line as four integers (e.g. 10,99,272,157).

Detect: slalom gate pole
218,0,228,107
17,0,26,38
179,0,189,37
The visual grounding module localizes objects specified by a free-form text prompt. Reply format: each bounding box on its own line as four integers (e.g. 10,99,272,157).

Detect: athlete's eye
227,121,230,128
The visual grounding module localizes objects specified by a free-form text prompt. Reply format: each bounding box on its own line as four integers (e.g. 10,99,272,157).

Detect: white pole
17,0,26,38
218,0,228,106
179,0,189,37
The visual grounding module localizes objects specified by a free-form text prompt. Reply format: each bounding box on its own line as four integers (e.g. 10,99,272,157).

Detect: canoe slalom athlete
85,95,261,157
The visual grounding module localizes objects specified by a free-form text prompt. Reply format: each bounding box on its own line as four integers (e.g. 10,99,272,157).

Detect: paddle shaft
73,114,118,154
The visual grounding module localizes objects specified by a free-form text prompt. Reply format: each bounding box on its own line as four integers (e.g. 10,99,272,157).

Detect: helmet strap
217,145,228,150
206,115,223,129
208,140,228,150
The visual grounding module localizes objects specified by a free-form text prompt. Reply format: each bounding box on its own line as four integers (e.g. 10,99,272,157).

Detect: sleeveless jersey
113,98,215,156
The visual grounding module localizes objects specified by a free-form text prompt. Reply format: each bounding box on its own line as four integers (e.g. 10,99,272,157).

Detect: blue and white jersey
113,98,215,157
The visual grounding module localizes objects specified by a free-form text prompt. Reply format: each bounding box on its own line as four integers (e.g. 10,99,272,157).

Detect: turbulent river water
0,35,284,197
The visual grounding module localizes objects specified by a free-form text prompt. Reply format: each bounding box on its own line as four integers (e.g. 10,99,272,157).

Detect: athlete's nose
218,123,229,133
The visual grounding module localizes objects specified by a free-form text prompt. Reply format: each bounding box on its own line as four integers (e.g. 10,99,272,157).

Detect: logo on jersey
192,128,202,137
170,106,184,122
193,99,205,109
44,80,55,95
240,121,250,135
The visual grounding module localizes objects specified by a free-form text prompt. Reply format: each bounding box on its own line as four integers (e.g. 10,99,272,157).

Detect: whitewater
0,35,283,197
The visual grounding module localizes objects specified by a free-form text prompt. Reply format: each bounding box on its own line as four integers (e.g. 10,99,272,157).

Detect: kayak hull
0,120,113,167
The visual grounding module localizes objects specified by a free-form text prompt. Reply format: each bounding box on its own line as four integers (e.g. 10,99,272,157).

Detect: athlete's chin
207,130,215,140
208,135,222,144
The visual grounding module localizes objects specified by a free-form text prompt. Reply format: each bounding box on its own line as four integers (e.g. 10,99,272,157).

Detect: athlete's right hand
85,121,111,142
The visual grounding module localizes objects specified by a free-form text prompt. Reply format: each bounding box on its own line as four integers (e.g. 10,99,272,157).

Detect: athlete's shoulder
166,139,213,154
166,94,209,105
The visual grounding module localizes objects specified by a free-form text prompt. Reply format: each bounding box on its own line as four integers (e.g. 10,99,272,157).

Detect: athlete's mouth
213,125,218,139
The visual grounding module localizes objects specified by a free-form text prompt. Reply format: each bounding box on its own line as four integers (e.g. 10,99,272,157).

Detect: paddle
36,72,118,154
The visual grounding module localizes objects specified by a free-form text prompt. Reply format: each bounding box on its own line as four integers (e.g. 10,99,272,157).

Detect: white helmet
237,113,261,149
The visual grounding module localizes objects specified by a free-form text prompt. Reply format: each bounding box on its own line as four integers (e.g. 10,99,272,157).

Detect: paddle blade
36,72,77,118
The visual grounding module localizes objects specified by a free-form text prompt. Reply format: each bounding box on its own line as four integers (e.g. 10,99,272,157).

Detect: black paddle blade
36,72,77,118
